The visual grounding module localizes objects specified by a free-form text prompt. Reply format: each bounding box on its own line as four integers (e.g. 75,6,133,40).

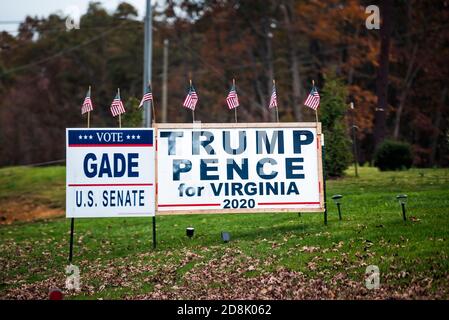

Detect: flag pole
233,78,238,123
276,106,279,123
311,79,327,225
313,80,319,124
148,81,156,249
71,84,93,262
274,80,279,123
190,79,195,123
87,85,91,128
117,88,122,128
150,82,156,126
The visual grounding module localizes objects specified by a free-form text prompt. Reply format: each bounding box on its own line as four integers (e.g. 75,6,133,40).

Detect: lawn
0,166,448,299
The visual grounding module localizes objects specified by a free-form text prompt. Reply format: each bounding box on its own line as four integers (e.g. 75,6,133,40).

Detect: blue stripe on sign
68,129,153,146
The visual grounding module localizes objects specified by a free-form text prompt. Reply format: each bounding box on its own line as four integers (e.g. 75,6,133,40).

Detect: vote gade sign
66,123,324,218
66,128,155,217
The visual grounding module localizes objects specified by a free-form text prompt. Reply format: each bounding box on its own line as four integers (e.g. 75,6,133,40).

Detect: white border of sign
154,122,324,215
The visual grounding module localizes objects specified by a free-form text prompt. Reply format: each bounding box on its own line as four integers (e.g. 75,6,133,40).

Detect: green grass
0,166,448,299
0,165,65,208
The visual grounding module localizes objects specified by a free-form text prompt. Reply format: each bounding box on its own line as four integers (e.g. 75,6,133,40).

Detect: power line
1,159,66,168
0,21,132,77
1,22,143,34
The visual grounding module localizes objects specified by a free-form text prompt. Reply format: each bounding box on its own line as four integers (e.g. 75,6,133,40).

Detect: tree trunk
265,21,275,122
374,0,393,148
393,1,416,140
347,24,360,86
393,44,419,139
244,14,274,121
280,0,303,121
430,87,447,166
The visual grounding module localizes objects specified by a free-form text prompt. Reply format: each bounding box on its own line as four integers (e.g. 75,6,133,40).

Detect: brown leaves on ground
129,248,448,300
299,246,320,253
1,246,448,300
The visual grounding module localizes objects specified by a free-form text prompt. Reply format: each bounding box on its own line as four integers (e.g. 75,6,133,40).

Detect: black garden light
221,232,231,243
186,227,195,238
396,194,408,221
331,194,343,220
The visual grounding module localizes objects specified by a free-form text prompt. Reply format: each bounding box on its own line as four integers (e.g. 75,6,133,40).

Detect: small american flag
269,82,277,109
304,86,320,110
226,84,239,109
139,85,153,108
183,84,198,111
81,88,93,114
110,90,126,117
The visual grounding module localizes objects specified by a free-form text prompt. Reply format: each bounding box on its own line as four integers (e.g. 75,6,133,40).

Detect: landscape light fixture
221,232,231,243
331,194,343,220
396,194,408,221
186,227,195,239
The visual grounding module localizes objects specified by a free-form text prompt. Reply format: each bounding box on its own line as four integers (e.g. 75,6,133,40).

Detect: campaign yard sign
66,128,155,218
156,123,324,214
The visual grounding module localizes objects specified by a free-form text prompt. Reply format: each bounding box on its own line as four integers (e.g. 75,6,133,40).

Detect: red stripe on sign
68,183,153,187
69,144,153,147
158,203,221,207
258,202,320,205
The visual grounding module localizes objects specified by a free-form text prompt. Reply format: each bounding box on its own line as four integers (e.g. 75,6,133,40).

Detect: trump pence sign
156,123,324,214
66,128,155,217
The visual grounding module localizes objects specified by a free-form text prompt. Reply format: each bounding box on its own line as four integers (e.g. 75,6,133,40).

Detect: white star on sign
136,135,140,139
132,135,136,139
89,135,93,139
127,135,131,139
84,135,88,139
79,135,82,139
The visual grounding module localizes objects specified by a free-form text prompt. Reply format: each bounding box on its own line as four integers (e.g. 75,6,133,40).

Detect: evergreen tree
319,73,352,177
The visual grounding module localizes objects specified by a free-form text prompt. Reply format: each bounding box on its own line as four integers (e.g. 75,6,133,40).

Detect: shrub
374,140,413,171
122,97,143,127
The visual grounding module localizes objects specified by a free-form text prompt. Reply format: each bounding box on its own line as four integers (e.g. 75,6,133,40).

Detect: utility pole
143,0,152,127
143,0,156,249
162,39,169,123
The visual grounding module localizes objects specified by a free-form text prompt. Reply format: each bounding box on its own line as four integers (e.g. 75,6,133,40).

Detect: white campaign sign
156,123,323,214
66,128,155,218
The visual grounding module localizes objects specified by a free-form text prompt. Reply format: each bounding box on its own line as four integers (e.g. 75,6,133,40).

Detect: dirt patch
0,200,64,225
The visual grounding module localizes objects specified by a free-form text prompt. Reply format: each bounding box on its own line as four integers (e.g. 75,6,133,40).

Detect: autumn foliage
0,1,448,167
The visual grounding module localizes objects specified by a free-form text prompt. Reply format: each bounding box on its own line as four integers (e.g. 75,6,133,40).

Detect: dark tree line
0,0,448,167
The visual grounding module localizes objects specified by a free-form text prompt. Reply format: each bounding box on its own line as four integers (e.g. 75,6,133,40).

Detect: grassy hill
0,166,448,299
0,166,65,224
